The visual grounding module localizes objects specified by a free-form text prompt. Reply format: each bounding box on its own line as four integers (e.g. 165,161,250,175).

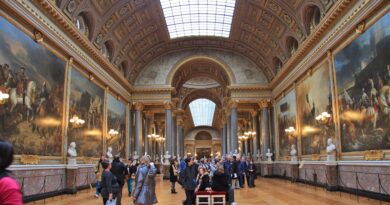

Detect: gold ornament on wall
20,155,40,165
363,150,384,161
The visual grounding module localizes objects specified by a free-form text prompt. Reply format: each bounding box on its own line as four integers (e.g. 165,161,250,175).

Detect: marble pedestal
162,164,170,180
289,163,299,182
261,162,273,177
65,165,78,194
326,164,338,191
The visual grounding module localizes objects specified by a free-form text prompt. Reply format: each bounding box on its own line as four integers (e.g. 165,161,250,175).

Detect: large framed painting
0,17,65,156
68,68,104,157
106,94,126,157
335,13,390,152
276,90,297,157
297,62,334,155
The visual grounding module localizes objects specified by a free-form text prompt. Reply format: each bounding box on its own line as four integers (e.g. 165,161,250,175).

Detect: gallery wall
274,11,390,160
0,15,130,162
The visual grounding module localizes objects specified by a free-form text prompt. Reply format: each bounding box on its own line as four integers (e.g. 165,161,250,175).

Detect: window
189,98,216,126
160,0,236,39
74,14,89,37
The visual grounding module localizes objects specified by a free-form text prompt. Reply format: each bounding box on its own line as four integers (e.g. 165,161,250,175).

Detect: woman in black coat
195,167,210,192
211,164,230,202
169,159,178,194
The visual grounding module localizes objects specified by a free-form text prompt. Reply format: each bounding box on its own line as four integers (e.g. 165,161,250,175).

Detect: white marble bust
67,142,77,157
133,151,139,160
256,149,261,162
67,142,77,165
107,146,113,162
266,148,273,162
164,151,171,165
290,144,298,162
326,138,336,162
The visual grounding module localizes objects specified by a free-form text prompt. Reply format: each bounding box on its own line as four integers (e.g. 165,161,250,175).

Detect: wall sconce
108,129,119,136
285,126,296,136
315,111,331,124
69,115,85,127
0,91,9,104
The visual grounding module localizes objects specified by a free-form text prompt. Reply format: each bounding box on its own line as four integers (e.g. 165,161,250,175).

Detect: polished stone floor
26,176,389,205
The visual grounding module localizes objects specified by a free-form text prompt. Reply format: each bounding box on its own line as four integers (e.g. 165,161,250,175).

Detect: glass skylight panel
160,0,236,38
189,99,216,127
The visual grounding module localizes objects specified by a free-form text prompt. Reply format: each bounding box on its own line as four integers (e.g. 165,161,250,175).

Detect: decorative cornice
227,84,270,91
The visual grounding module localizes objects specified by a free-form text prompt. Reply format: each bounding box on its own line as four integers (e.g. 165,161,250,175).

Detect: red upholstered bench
195,191,227,205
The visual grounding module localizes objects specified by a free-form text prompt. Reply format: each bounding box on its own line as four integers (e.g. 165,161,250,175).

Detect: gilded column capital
134,102,144,111
144,111,154,119
177,119,184,126
164,101,173,109
250,110,258,117
258,99,269,109
228,99,238,109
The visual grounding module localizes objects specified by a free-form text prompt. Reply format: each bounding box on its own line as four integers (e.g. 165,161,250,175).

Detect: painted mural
0,17,65,156
276,90,297,157
106,94,126,157
297,62,334,155
68,68,104,157
335,13,390,152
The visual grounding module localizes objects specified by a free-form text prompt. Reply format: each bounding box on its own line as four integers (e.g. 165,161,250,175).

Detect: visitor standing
247,159,257,188
231,156,240,189
0,140,22,205
132,155,158,205
181,157,197,205
101,160,120,205
110,156,126,205
169,159,178,194
94,155,105,198
125,158,136,196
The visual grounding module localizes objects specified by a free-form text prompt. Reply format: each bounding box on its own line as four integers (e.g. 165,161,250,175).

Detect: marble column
128,107,134,156
172,113,177,156
223,123,227,155
134,102,144,156
251,110,259,158
259,100,270,159
164,102,173,155
145,111,154,156
226,113,231,154
177,119,184,157
230,101,238,153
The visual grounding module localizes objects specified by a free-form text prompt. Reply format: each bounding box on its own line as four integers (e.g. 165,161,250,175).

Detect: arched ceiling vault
56,0,336,84
181,89,222,110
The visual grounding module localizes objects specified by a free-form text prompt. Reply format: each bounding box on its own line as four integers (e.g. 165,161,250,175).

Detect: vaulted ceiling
56,0,335,84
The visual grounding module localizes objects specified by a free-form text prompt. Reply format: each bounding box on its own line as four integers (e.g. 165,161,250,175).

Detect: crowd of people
175,155,257,205
0,139,257,205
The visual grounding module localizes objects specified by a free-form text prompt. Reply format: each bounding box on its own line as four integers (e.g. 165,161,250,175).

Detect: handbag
105,199,116,205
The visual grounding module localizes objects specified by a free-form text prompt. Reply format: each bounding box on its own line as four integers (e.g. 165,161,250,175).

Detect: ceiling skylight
189,98,216,126
160,0,236,39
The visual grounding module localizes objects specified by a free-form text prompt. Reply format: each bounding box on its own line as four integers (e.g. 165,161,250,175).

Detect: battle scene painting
297,62,334,155
276,90,297,157
106,94,126,157
0,17,64,156
335,13,390,152
68,68,103,157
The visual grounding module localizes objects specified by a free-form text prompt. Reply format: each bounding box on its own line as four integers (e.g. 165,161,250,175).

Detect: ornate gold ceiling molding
270,0,369,95
33,0,133,91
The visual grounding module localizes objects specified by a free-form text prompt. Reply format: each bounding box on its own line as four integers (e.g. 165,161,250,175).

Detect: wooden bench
195,190,226,205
